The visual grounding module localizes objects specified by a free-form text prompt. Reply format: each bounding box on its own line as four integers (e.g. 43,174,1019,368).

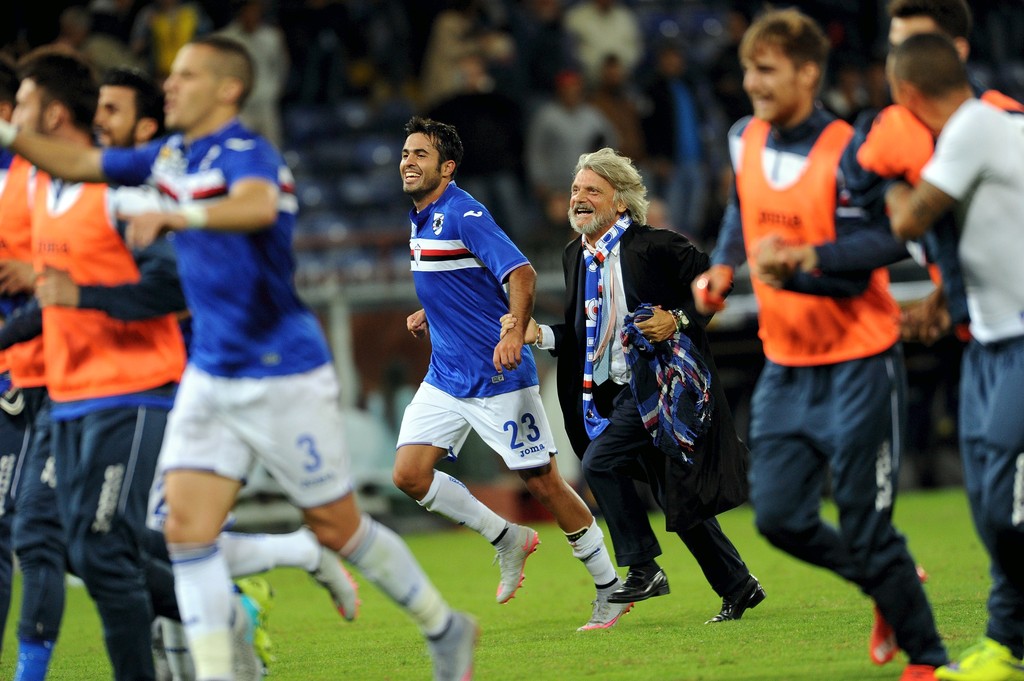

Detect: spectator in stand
279,0,350,105
709,6,753,125
53,4,144,75
218,0,289,148
426,52,532,245
418,0,515,110
509,0,574,107
130,0,211,81
640,41,720,246
565,0,642,87
864,55,890,111
526,68,617,246
353,0,414,102
89,0,142,47
823,58,870,122
590,53,645,166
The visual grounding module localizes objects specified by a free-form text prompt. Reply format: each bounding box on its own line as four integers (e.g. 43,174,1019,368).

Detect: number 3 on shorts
297,434,323,472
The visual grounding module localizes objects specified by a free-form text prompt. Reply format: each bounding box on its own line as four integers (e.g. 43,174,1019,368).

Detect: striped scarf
621,303,713,465
581,215,631,439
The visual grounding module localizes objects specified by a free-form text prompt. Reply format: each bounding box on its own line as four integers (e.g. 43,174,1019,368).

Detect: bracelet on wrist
178,204,208,229
533,323,543,347
0,120,17,147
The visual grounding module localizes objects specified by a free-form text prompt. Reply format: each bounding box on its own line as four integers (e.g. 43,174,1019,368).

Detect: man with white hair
510,147,764,624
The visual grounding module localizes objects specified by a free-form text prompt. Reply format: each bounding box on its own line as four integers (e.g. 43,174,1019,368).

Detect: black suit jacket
549,224,749,531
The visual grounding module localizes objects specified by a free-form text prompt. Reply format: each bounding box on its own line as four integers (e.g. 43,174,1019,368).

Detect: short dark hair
190,35,254,106
887,0,972,40
891,32,968,97
0,52,17,106
17,46,98,134
101,65,165,137
403,116,464,173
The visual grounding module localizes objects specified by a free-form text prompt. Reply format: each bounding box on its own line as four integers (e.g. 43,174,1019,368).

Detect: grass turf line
0,488,988,680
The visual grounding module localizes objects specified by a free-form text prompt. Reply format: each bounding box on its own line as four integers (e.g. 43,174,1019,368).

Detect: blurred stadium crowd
4,0,1024,285
2,0,1022,498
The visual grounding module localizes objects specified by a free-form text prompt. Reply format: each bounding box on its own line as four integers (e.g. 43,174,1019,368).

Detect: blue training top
102,119,331,378
409,182,537,398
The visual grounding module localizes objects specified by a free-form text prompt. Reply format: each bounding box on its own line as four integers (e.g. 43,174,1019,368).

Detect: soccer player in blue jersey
0,36,476,681
392,116,629,632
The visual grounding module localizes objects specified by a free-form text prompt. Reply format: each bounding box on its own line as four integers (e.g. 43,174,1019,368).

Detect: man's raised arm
0,119,106,182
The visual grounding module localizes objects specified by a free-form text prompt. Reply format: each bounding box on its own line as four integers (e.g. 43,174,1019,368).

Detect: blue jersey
101,119,330,378
410,182,536,397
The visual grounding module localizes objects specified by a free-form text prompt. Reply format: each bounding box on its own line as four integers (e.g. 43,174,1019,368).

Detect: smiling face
94,84,140,148
400,132,454,211
742,43,817,128
568,168,625,241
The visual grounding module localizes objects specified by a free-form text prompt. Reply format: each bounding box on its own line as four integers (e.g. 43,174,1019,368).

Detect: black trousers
581,383,750,599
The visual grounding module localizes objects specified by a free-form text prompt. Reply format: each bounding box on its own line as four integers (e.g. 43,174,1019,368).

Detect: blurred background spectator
2,0,1023,499
425,51,533,243
218,0,289,147
418,0,516,109
130,0,212,81
564,0,643,87
526,67,617,252
639,39,722,247
589,53,646,166
50,4,145,74
509,0,574,110
707,4,751,125
822,56,869,122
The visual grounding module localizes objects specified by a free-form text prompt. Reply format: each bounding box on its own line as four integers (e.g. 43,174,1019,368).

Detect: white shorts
156,363,353,509
397,382,557,470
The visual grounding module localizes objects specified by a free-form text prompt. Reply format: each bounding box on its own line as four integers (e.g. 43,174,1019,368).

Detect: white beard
569,205,619,237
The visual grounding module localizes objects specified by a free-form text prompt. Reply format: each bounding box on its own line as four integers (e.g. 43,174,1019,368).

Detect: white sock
219,527,321,576
160,617,196,681
341,513,452,637
566,520,619,590
420,470,507,542
168,543,233,680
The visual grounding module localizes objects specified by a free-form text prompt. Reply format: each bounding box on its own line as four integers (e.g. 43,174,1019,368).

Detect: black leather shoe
607,566,670,604
706,575,766,623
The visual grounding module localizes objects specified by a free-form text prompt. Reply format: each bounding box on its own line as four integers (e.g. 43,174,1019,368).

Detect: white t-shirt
922,98,1024,343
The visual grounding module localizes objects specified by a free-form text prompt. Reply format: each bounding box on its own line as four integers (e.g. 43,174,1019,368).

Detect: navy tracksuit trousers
748,345,947,667
959,337,1024,657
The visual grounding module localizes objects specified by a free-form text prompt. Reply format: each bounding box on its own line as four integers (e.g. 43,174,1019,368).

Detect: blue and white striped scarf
621,303,713,465
581,215,631,439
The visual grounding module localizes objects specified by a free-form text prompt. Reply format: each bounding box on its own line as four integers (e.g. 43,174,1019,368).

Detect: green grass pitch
0,488,989,680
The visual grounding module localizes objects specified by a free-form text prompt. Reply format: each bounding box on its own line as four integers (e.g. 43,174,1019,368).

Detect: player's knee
308,523,349,552
303,498,362,551
519,463,556,495
66,531,123,596
162,510,219,545
753,504,803,543
391,464,428,499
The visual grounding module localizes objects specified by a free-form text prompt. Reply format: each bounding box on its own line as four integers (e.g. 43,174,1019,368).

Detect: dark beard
403,167,442,205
